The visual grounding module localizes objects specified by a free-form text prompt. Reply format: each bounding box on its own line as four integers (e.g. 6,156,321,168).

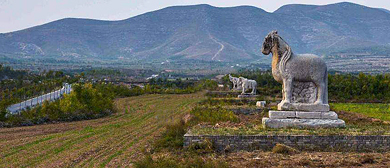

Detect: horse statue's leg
242,82,246,94
251,82,257,94
241,84,245,94
314,79,326,105
283,78,293,103
254,82,257,94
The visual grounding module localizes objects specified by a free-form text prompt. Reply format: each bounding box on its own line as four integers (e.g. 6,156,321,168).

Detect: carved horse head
261,31,292,74
261,30,279,55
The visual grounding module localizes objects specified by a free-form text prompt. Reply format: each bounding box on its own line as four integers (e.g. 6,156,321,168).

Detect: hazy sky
1,0,388,33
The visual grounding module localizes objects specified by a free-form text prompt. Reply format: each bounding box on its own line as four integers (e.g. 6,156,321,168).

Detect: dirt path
0,93,203,168
209,34,224,61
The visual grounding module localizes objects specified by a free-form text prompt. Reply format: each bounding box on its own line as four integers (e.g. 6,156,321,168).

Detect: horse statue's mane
274,34,292,73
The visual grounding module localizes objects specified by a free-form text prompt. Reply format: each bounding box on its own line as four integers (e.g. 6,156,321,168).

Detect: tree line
229,70,390,103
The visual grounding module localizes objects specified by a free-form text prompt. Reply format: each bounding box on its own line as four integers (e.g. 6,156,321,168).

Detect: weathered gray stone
321,111,338,120
269,111,296,119
278,102,330,112
262,117,346,129
184,134,390,152
268,111,340,120
238,94,257,98
228,74,242,91
265,111,342,128
296,112,321,119
262,31,329,112
259,31,346,129
291,81,317,103
229,75,257,95
238,77,257,95
256,101,266,107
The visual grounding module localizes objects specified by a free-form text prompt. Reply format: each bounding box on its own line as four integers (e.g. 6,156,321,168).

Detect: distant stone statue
261,30,329,111
228,74,241,90
238,77,257,95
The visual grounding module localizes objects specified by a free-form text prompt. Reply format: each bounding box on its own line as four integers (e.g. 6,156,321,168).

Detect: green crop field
0,93,203,167
331,103,390,121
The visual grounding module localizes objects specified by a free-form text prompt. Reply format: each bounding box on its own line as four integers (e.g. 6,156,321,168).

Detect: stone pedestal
263,81,345,129
263,110,345,129
278,102,330,112
238,94,257,98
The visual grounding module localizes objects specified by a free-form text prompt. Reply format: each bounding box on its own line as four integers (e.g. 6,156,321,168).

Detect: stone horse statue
261,31,328,111
238,77,257,95
228,74,240,90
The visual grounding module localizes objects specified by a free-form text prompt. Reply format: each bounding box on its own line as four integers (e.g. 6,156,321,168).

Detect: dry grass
145,149,390,168
0,93,203,167
272,143,299,155
223,151,390,168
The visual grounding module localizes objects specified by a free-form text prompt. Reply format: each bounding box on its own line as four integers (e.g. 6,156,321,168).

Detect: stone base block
262,117,346,129
238,94,257,98
269,111,338,120
278,102,329,112
269,111,296,119
256,101,266,107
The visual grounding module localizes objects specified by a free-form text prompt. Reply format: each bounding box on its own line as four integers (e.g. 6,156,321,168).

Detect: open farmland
2,91,390,167
0,93,203,167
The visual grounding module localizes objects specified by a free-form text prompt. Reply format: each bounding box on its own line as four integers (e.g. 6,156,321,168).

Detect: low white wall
7,84,72,114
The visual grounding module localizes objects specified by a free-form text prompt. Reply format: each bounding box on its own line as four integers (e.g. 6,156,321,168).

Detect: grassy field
331,103,390,121
0,93,203,167
189,97,390,136
190,113,390,136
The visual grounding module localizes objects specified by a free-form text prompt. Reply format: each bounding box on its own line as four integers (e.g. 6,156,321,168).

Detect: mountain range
1,2,390,62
